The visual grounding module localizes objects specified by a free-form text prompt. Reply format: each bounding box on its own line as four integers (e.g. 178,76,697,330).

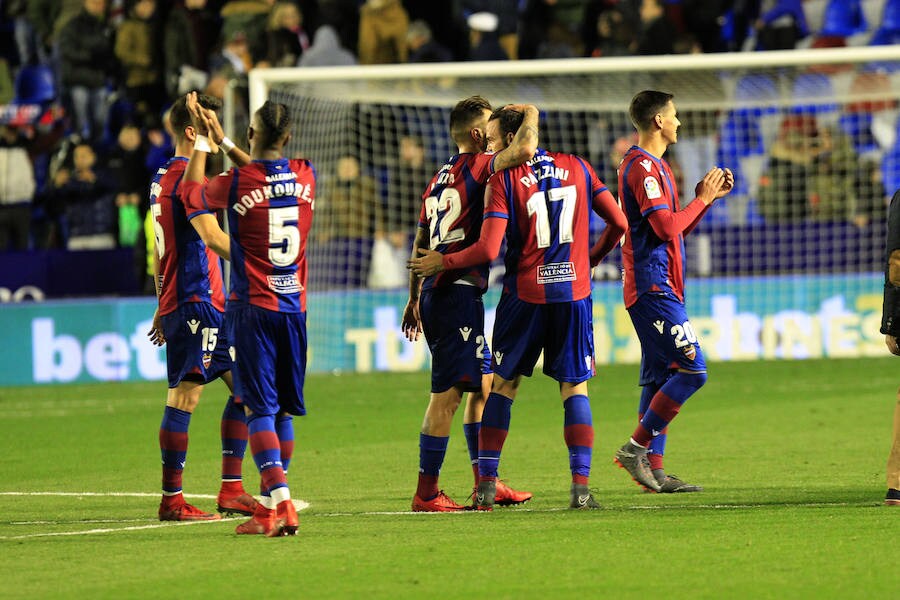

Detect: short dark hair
255,100,293,148
629,90,674,131
168,93,223,140
488,105,524,139
449,95,491,144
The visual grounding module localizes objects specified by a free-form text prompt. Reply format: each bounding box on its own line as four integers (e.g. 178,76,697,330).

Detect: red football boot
267,500,299,537
159,500,222,522
217,484,259,516
411,490,465,512
494,480,533,506
235,504,275,535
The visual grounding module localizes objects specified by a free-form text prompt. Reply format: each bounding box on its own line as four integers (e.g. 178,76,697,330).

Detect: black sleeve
881,190,900,335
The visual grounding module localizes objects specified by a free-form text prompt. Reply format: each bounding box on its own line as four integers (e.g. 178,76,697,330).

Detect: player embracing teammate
411,105,627,509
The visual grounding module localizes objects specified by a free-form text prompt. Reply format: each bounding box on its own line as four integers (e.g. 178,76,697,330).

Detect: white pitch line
1,517,240,540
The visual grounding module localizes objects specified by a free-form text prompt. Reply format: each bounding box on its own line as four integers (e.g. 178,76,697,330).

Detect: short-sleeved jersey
418,152,496,291
619,145,686,308
187,158,316,313
150,157,225,315
486,149,605,304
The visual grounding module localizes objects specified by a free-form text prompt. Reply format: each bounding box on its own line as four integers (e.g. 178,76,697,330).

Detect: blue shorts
227,305,307,417
490,293,595,384
161,302,230,388
628,292,707,386
420,285,491,393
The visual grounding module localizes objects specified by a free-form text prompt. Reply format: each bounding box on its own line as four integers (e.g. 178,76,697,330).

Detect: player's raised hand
408,248,445,277
401,300,422,342
185,92,207,134
200,106,226,145
694,167,726,206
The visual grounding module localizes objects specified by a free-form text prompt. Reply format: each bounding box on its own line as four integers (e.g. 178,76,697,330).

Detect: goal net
244,46,900,373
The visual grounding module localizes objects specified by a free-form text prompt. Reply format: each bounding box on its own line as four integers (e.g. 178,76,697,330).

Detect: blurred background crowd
0,0,898,293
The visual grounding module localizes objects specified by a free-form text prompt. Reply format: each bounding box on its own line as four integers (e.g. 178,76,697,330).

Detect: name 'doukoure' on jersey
418,152,497,292
487,149,601,304
187,158,316,313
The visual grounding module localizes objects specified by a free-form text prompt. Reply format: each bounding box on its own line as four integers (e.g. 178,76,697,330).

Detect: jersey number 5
526,185,576,248
269,206,300,267
150,197,165,259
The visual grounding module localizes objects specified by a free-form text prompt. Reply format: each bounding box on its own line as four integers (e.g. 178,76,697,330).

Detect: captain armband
881,283,900,336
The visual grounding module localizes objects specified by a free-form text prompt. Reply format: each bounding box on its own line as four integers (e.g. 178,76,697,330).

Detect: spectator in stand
406,19,452,63
313,154,383,288
28,0,83,63
106,123,148,246
318,0,360,55
808,126,862,225
466,11,509,60
754,0,808,51
386,134,432,248
58,0,117,144
681,0,728,53
299,24,357,67
459,1,520,60
206,30,254,103
588,6,636,57
220,0,274,65
53,141,117,249
115,0,165,131
636,0,677,55
164,0,220,98
358,0,409,65
0,124,37,251
263,2,311,68
757,115,821,222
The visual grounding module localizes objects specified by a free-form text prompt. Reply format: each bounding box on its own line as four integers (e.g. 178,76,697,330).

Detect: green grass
1,358,897,599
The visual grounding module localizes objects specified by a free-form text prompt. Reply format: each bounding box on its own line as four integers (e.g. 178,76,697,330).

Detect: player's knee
680,370,707,391
167,385,202,411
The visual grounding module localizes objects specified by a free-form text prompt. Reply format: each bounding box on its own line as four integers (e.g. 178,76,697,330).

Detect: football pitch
2,357,897,598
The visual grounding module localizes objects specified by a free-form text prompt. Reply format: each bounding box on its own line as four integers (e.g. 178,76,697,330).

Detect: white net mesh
248,47,900,372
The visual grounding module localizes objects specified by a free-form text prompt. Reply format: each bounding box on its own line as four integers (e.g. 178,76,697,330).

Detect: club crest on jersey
187,319,200,334
644,176,662,199
653,320,665,333
202,353,212,369
459,326,472,341
683,345,697,360
640,159,653,172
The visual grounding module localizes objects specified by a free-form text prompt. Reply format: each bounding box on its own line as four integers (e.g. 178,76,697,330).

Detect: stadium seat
881,118,900,194
790,72,840,122
819,0,868,37
881,0,900,31
13,64,56,104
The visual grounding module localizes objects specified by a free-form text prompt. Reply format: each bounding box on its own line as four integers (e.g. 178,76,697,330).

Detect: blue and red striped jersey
184,158,316,313
418,152,496,291
619,145,686,308
150,157,225,316
486,149,609,304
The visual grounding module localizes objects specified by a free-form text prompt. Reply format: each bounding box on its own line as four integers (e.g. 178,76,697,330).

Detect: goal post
240,45,900,373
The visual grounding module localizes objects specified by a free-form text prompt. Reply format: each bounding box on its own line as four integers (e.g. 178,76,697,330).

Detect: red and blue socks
638,383,667,471
632,371,707,447
160,405,191,503
220,396,248,484
463,422,480,483
416,433,449,501
478,393,513,481
276,414,295,475
563,394,593,485
248,414,289,503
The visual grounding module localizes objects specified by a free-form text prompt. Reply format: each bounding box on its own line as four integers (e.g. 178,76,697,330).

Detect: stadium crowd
0,0,898,290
